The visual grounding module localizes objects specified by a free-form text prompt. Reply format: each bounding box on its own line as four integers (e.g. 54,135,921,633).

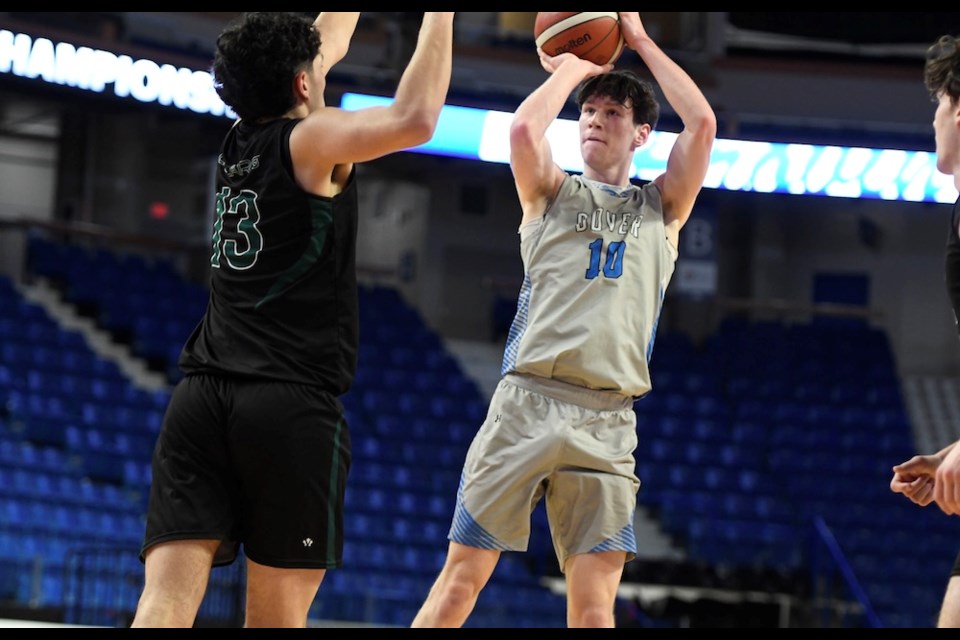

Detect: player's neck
582,167,631,190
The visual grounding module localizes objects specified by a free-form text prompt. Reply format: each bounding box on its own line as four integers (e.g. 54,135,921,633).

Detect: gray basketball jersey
501,174,678,398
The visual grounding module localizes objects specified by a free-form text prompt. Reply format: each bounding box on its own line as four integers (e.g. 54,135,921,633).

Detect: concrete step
17,278,170,393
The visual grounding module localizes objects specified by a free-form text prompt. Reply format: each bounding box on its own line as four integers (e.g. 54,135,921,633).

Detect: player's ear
293,70,310,102
632,123,651,151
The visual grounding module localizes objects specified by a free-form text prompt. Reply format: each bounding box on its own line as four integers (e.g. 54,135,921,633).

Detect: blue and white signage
0,29,233,118
2,27,956,205
342,93,958,205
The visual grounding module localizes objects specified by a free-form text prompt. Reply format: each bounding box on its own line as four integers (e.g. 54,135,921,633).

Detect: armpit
665,219,681,253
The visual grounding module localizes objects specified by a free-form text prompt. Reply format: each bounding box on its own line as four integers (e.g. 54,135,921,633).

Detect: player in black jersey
890,34,960,628
131,12,455,628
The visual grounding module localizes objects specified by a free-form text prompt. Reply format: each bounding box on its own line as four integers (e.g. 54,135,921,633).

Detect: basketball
534,12,625,66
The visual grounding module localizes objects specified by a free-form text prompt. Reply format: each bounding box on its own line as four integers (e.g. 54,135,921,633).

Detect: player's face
579,95,641,169
934,92,960,178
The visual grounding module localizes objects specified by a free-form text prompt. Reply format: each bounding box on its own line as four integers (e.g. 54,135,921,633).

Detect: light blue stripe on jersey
646,285,667,364
501,274,533,376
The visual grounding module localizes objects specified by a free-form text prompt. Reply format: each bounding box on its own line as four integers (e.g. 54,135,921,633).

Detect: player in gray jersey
413,12,716,628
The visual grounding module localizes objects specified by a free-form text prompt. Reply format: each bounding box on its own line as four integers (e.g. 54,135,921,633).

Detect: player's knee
569,603,616,629
567,602,615,629
432,571,484,612
244,603,310,628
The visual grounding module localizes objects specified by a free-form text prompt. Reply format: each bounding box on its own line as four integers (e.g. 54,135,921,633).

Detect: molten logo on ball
551,33,594,57
534,12,625,66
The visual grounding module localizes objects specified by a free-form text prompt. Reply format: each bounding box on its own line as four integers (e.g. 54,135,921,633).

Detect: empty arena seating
631,318,960,628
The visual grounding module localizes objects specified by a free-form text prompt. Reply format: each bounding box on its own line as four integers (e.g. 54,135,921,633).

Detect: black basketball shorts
140,374,351,569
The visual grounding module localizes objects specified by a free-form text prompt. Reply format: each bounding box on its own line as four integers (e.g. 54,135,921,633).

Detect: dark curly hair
925,35,960,104
576,70,660,130
212,12,321,122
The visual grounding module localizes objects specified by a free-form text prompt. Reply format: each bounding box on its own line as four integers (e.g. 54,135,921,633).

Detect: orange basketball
534,12,625,66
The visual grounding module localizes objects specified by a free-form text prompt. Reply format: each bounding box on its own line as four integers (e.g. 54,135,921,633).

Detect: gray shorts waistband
503,373,634,412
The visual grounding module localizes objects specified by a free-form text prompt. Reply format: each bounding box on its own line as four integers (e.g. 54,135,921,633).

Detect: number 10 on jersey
586,239,626,280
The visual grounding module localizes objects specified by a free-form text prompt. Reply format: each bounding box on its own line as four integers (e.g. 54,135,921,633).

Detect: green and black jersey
180,118,360,395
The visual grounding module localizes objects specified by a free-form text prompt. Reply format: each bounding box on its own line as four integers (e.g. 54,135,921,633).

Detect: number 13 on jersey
212,187,264,270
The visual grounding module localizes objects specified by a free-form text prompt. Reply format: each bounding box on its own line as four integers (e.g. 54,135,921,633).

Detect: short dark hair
575,70,660,130
212,12,321,122
925,35,960,104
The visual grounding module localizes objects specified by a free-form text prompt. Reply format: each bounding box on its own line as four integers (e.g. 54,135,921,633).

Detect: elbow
509,119,537,150
693,110,718,144
404,111,441,147
389,105,441,148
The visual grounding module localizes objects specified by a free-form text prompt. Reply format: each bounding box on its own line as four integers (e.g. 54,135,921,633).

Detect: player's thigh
442,542,501,590
564,550,626,628
231,381,350,568
547,406,639,568
245,558,325,628
454,381,559,550
143,377,240,565
142,540,221,605
565,550,626,605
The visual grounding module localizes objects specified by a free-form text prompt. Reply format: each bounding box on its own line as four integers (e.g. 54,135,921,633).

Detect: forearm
514,59,593,138
938,441,959,461
315,12,361,70
630,34,714,134
392,13,455,128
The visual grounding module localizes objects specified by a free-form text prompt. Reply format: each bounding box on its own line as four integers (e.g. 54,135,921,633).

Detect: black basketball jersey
947,197,960,336
180,118,360,394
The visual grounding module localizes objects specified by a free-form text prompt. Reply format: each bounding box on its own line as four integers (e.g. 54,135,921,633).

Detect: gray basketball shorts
449,373,640,572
